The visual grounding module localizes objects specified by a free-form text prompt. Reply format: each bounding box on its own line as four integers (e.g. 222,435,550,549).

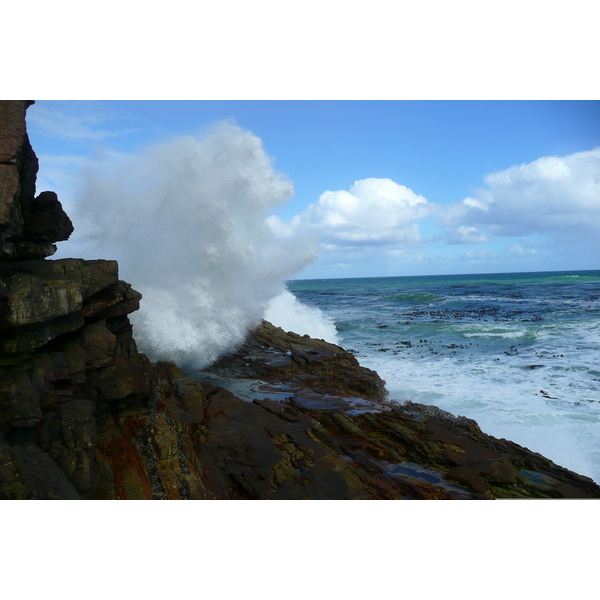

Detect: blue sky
26,100,600,279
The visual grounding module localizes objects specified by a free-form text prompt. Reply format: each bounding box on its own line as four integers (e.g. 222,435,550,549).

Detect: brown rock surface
0,100,72,261
187,324,600,499
209,320,387,401
0,101,32,163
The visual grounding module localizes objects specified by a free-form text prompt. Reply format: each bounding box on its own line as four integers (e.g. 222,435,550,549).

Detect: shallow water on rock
379,460,472,498
189,372,295,403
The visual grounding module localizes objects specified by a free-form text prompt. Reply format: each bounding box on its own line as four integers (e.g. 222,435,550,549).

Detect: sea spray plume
75,121,319,367
264,288,340,344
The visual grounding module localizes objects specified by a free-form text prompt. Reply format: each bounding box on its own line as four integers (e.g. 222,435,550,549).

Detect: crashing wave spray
264,288,340,343
71,121,329,367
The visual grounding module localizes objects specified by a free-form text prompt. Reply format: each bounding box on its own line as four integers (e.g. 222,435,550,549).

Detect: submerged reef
1,100,599,499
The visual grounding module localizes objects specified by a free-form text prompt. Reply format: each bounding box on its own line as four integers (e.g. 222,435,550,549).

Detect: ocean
285,270,600,484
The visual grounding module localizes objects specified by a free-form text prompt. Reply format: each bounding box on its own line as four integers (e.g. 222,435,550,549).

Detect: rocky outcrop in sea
1,100,599,499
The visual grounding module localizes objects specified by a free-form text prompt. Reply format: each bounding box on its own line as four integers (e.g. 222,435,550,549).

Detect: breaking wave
70,121,318,367
265,288,340,344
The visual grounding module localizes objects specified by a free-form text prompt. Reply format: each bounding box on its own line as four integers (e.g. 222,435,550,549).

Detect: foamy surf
264,288,340,344
288,271,600,484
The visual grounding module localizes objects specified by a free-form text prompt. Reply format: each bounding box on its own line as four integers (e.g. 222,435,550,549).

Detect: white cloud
462,196,490,211
508,244,539,257
442,148,600,238
270,177,431,249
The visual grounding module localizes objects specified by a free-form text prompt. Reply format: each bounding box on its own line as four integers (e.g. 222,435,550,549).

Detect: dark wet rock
0,102,154,497
36,398,97,493
0,426,81,499
209,320,387,401
185,322,600,499
172,364,599,499
23,190,74,243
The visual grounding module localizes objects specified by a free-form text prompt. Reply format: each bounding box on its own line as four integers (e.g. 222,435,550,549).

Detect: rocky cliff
1,100,599,500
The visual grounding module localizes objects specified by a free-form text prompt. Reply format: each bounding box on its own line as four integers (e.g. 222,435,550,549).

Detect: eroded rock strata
1,100,599,500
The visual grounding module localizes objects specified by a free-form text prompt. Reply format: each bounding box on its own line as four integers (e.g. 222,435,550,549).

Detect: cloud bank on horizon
268,148,600,277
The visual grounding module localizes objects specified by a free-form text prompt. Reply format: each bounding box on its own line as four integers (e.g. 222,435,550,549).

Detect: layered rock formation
1,100,599,500
1,101,74,261
0,102,154,498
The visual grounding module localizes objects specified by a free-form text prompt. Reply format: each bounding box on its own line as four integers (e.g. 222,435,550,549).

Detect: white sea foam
462,329,531,340
288,272,600,484
68,121,317,367
264,288,340,344
361,339,600,483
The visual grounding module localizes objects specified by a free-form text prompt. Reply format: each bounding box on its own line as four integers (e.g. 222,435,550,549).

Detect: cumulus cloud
269,177,431,249
268,147,600,279
441,148,600,239
274,148,600,277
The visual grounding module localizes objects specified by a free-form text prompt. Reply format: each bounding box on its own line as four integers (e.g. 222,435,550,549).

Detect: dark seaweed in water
398,306,543,323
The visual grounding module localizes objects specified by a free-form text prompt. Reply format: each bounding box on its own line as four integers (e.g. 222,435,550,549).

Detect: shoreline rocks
208,319,388,401
190,323,600,499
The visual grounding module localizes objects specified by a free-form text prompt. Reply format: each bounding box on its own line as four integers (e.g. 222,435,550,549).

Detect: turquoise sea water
288,270,600,483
